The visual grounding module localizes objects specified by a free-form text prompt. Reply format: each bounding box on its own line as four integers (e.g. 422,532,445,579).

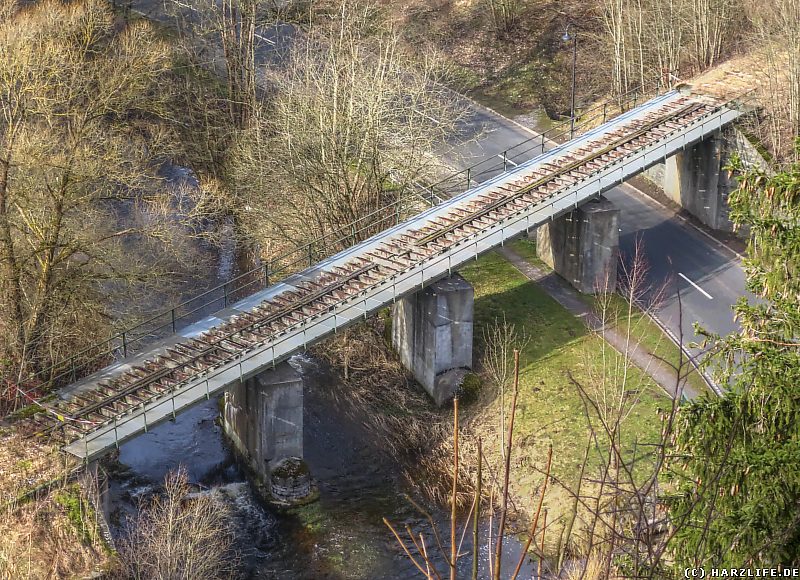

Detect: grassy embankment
0,429,112,579
320,237,689,552
457,246,670,522
509,238,712,397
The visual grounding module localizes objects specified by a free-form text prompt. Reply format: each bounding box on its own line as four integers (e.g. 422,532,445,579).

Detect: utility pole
563,24,578,139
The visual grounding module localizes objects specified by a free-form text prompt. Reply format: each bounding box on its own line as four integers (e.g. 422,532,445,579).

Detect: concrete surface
536,196,620,294
392,274,474,406
643,125,769,231
223,362,303,479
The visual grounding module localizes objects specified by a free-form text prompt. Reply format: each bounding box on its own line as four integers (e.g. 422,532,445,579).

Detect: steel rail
22,87,754,451
53,90,749,458
414,102,704,246
34,263,381,437
16,79,665,396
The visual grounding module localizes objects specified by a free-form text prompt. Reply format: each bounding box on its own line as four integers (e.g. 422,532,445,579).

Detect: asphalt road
444,99,748,360
128,2,747,364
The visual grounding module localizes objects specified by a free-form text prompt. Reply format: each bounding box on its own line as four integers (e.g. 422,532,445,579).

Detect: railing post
430,186,435,205
223,281,228,307
503,151,508,171
308,244,314,267
603,102,608,123
171,308,176,333
466,168,471,190
122,332,127,358
541,134,545,153
263,262,269,287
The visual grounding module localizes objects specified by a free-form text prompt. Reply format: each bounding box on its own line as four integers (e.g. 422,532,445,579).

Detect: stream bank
106,353,537,578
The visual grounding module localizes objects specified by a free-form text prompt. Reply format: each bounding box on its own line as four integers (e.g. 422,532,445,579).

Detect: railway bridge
22,87,751,491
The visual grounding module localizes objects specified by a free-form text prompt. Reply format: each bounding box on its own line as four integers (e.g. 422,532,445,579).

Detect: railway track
26,92,719,447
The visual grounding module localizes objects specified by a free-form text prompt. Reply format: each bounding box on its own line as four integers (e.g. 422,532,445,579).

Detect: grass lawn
509,238,711,396
458,249,670,532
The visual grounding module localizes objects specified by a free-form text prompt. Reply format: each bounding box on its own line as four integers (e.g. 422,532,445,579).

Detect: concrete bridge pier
222,362,311,503
645,126,769,232
655,129,734,231
392,274,474,406
536,195,620,294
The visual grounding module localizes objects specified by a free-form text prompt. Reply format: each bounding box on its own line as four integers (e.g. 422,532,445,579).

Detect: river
104,163,538,579
106,353,539,579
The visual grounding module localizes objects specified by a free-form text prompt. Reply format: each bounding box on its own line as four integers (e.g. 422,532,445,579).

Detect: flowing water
107,354,539,579
105,164,538,579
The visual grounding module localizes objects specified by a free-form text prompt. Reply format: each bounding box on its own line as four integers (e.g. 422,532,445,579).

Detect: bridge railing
431,77,670,196
18,80,753,398
22,193,432,394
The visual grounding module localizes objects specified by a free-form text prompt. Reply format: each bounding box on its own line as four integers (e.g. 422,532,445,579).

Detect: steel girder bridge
20,87,747,460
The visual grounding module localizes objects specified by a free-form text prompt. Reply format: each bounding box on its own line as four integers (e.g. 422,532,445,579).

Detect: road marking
166,0,277,45
678,272,713,299
498,154,518,167
170,0,198,12
255,32,276,46
411,107,441,125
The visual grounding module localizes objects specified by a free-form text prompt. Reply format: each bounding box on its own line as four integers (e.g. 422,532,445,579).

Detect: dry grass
0,430,77,501
0,470,111,579
0,430,110,579
313,321,478,507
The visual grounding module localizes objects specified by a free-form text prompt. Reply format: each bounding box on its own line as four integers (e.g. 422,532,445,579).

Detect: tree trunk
0,153,26,369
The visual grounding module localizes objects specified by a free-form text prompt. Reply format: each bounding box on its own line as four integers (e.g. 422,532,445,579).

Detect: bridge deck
27,88,743,459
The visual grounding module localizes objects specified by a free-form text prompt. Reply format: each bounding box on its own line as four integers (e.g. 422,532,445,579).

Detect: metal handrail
22,194,427,391
429,77,669,193
20,78,743,394
70,89,754,455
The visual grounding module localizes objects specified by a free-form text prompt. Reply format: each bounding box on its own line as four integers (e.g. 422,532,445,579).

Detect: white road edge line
170,0,198,13
498,154,518,167
166,0,277,46
678,272,714,300
411,107,441,125
254,33,277,46
617,182,745,261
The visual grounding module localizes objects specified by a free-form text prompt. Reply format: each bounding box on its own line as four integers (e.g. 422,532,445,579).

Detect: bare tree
748,0,800,160
177,0,261,129
226,0,467,258
600,0,742,98
546,243,704,578
117,469,237,580
486,0,522,38
482,317,529,459
687,0,740,70
0,0,200,388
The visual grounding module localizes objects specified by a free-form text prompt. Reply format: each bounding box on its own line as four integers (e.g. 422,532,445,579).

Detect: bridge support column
645,127,770,232
662,129,734,231
392,274,474,406
222,362,311,503
536,196,620,294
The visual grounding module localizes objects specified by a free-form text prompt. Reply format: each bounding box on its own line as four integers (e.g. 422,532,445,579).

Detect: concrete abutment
536,196,620,294
643,126,769,232
391,274,474,406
